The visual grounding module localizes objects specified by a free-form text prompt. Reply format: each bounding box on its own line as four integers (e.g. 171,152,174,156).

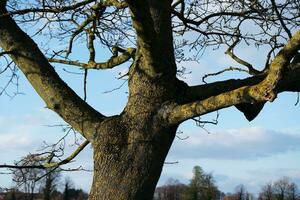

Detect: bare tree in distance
259,177,299,200
10,155,44,200
0,0,299,199
7,154,62,200
259,183,274,200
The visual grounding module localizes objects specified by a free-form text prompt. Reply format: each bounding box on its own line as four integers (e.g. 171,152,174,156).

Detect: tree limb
1,0,127,17
161,30,300,124
49,48,136,69
0,140,90,169
0,7,106,142
125,0,159,76
270,0,292,39
225,37,261,75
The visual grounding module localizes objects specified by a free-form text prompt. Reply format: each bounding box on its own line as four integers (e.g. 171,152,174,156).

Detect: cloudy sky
0,19,300,196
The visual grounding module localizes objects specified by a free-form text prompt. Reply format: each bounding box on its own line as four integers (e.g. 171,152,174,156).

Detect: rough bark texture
0,0,300,199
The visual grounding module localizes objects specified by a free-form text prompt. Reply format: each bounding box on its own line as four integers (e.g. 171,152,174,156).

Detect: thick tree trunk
89,117,177,200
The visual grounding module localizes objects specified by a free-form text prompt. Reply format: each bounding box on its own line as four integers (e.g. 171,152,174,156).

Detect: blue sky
0,14,300,196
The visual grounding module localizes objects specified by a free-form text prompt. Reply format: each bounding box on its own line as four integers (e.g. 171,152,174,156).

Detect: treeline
0,154,88,200
1,178,88,200
154,166,300,200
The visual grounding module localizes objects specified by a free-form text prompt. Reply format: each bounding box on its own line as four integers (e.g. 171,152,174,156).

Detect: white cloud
0,109,66,152
0,134,31,150
169,127,300,160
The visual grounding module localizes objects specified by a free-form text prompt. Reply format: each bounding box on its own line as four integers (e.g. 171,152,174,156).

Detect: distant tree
288,183,298,200
63,177,88,200
63,178,73,200
11,155,44,200
182,166,220,200
154,178,187,200
4,188,17,200
203,173,220,200
259,177,299,200
10,154,61,200
274,177,291,200
224,185,253,200
259,183,273,200
41,169,61,200
234,185,253,200
67,189,88,200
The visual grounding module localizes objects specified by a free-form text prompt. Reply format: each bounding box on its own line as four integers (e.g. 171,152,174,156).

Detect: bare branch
225,37,261,75
1,0,127,17
0,140,89,170
202,66,249,84
161,30,300,124
43,140,90,168
0,7,106,141
49,48,136,69
270,0,292,39
1,0,95,17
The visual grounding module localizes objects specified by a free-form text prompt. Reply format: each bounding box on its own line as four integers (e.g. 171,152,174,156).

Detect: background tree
223,185,253,200
8,154,61,200
182,166,219,200
10,155,44,200
234,185,253,200
273,177,295,200
4,188,17,200
288,183,298,200
63,177,73,200
63,177,88,200
0,0,299,200
259,183,273,200
258,177,299,200
154,178,187,200
41,168,61,200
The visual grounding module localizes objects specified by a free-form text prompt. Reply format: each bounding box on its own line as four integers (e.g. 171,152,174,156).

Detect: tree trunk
88,115,178,200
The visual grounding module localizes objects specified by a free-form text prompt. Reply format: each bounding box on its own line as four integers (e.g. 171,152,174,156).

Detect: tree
4,188,17,200
41,168,61,200
183,166,219,200
63,177,74,200
234,185,253,200
11,155,44,200
224,185,253,200
63,177,88,200
273,177,299,200
9,154,61,200
288,183,298,200
0,0,299,199
259,177,299,200
154,178,187,200
259,183,273,200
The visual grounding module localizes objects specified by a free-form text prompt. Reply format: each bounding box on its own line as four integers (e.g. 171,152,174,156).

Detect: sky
0,9,300,197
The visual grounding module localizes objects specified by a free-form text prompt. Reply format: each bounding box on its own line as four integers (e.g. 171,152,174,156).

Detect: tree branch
49,48,135,69
125,0,160,76
1,0,127,17
1,0,95,17
225,37,261,75
172,9,262,27
270,0,292,39
161,30,300,124
0,140,90,169
0,8,106,142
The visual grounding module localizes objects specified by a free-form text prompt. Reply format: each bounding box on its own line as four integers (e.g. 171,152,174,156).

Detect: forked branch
0,7,106,141
225,37,261,75
0,0,127,17
0,140,90,170
49,48,136,69
162,30,300,124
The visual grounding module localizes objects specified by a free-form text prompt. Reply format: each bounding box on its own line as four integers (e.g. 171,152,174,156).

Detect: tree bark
88,115,178,200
